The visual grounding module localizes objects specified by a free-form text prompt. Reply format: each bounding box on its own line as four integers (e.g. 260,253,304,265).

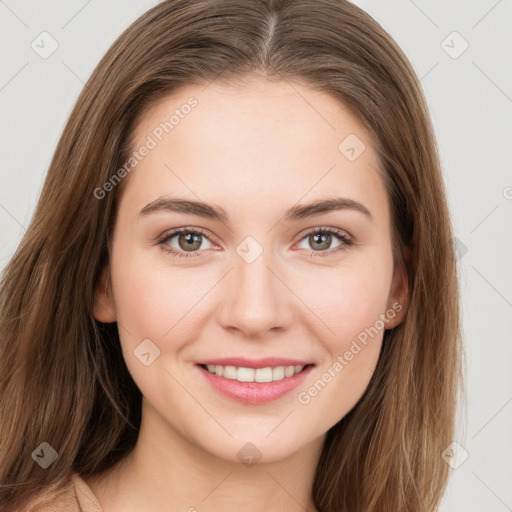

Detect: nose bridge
218,236,292,337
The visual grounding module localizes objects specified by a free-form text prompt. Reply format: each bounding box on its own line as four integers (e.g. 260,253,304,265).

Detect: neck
85,399,324,512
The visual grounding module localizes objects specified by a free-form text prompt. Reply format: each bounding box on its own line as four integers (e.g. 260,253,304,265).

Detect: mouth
198,363,312,382
195,360,315,404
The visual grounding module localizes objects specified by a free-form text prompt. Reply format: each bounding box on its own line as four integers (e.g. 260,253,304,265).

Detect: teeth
204,364,305,382
285,366,295,378
272,366,284,380
238,367,255,382
223,366,237,379
255,367,273,382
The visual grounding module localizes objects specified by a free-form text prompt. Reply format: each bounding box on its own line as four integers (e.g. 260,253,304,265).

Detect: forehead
123,78,387,223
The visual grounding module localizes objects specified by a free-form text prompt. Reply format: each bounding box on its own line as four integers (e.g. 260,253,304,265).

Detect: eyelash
157,226,353,259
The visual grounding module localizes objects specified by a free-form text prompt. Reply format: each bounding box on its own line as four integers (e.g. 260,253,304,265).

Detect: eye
157,226,353,259
158,227,214,258
295,227,353,257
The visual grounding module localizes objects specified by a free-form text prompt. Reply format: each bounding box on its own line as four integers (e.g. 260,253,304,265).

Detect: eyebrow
138,196,372,223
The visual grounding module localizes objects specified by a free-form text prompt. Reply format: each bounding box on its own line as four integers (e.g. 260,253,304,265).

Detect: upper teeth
206,364,304,382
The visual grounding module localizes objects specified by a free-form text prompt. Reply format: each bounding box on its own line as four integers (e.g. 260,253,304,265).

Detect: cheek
331,274,388,356
109,251,213,403
111,247,212,337
109,248,221,392
290,257,391,423
293,257,392,350
293,280,388,431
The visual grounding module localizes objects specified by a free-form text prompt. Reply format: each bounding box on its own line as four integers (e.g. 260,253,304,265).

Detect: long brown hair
0,1,462,510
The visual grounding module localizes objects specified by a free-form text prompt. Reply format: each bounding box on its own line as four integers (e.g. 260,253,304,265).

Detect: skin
87,76,408,512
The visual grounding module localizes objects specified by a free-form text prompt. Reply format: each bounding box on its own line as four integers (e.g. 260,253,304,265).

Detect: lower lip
196,364,314,405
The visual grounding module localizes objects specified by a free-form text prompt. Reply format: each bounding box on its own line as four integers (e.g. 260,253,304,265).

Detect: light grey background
1,1,511,510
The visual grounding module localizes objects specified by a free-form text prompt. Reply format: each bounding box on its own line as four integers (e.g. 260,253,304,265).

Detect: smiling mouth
198,363,313,383
196,362,315,404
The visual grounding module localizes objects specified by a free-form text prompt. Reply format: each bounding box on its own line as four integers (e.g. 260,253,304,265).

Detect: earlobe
93,265,117,323
385,247,411,329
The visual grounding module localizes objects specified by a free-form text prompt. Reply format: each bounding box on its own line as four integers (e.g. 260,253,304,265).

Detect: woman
0,0,462,510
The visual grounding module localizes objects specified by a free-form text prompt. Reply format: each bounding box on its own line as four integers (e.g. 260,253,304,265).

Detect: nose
217,245,295,340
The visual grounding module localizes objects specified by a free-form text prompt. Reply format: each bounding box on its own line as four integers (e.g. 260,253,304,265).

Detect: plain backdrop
1,1,511,510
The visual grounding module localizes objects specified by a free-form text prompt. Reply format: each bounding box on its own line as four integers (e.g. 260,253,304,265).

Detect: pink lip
196,357,313,369
196,363,314,405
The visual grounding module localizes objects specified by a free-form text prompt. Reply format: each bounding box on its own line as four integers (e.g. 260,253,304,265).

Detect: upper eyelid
296,225,352,241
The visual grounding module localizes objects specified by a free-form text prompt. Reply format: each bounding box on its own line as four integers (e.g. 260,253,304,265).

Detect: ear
385,246,411,329
93,265,117,323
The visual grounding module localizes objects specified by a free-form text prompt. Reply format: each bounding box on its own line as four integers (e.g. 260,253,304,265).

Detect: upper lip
196,357,314,369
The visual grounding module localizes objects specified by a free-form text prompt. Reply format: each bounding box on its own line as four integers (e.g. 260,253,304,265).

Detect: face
94,77,408,464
